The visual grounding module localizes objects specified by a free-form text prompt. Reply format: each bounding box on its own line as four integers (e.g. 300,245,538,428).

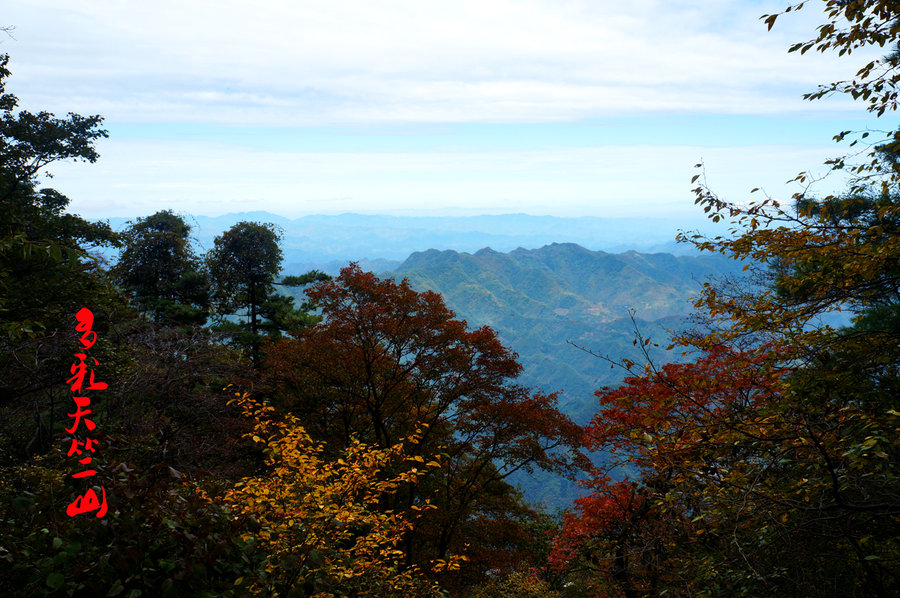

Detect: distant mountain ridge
386,243,744,422
385,242,745,507
394,243,738,325
99,211,716,271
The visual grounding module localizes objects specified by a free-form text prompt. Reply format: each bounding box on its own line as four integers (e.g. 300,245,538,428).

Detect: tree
0,53,119,342
263,264,587,586
552,346,800,596
763,1,900,117
550,480,669,598
550,3,900,595
0,51,122,453
555,330,899,595
0,52,272,598
113,210,210,326
205,221,325,364
214,392,460,597
0,441,258,597
207,221,283,336
0,52,266,598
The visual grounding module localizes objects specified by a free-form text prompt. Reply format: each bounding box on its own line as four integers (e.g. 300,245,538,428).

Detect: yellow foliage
209,392,463,597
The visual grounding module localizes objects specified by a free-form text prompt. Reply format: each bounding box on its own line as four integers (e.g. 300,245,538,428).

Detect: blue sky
3,0,888,220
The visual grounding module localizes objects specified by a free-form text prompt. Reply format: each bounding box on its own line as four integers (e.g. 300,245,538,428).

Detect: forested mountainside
386,243,746,423
381,244,748,508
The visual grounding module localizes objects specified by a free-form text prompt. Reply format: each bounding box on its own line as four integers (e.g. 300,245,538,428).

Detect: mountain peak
474,247,500,257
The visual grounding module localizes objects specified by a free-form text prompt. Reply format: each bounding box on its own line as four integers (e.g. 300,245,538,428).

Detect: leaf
46,572,65,590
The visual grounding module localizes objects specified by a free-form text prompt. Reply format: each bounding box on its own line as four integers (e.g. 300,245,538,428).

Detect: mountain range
384,243,744,422
99,211,742,506
378,242,745,506
100,211,719,272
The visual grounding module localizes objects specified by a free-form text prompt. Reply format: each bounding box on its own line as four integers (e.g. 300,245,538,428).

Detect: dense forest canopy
549,2,900,596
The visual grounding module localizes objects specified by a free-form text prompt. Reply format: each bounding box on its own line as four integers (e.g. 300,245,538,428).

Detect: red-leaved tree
263,264,588,587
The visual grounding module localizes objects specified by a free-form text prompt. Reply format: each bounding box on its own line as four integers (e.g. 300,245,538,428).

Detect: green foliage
0,52,120,342
207,221,284,335
280,269,331,287
0,52,126,465
113,210,210,326
0,56,262,595
551,3,900,596
206,222,323,363
0,443,259,598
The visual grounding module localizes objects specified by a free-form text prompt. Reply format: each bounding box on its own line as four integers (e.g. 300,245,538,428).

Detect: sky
2,0,889,221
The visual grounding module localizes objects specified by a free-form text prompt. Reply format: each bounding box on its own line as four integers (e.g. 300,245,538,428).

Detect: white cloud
4,0,877,125
3,0,872,220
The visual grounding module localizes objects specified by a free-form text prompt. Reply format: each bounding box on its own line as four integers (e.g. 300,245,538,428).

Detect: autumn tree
551,2,900,596
554,322,899,595
263,264,587,586
213,392,461,597
113,210,210,325
762,1,900,117
550,479,670,598
552,346,803,596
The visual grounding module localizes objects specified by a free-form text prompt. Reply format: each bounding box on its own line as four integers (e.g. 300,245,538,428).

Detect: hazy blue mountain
387,243,742,418
99,211,717,270
286,258,402,277
382,243,746,507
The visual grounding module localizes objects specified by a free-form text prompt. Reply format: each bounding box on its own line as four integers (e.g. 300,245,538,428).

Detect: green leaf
46,572,65,590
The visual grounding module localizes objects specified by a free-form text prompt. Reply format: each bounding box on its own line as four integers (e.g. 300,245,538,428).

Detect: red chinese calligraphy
66,486,108,518
74,307,97,349
67,353,108,392
66,437,99,457
65,396,96,434
67,308,108,518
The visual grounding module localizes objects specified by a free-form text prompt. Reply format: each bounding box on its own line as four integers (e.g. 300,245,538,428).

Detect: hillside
384,243,745,507
388,242,743,423
274,241,746,507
